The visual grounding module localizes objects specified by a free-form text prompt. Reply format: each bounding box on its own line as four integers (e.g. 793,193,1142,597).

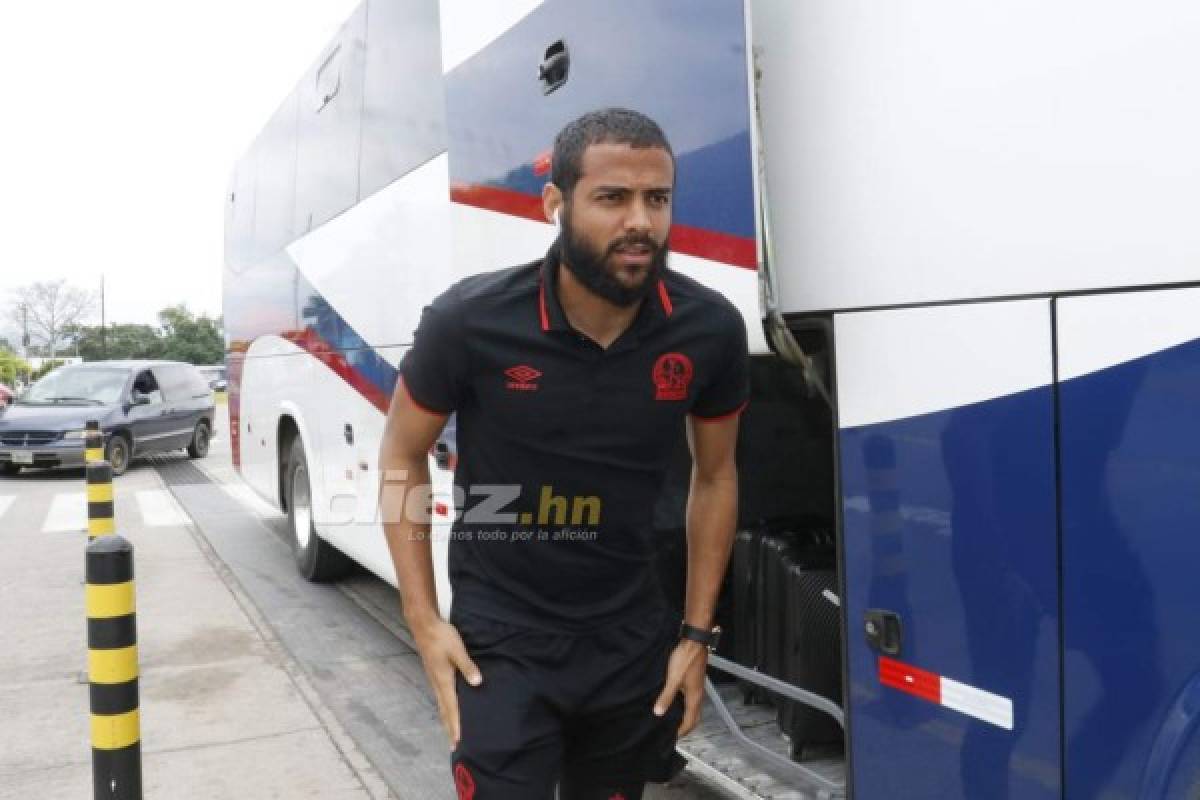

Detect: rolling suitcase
733,528,763,702
757,534,794,707
778,560,843,759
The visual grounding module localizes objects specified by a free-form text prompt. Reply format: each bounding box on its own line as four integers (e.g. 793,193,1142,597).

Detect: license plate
13,451,34,465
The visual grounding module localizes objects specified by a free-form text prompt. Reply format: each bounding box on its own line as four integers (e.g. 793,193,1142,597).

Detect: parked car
196,365,227,392
0,383,12,408
0,360,215,476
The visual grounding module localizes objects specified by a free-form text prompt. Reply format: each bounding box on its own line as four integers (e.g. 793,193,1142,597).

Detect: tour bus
224,1,1200,796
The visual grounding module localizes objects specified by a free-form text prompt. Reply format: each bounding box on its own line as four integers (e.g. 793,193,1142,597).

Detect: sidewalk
0,462,385,799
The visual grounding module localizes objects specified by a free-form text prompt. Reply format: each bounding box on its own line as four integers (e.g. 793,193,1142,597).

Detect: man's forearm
683,470,738,630
380,454,441,629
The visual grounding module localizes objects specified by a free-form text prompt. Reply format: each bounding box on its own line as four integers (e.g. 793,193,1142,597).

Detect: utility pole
101,275,107,360
20,303,29,386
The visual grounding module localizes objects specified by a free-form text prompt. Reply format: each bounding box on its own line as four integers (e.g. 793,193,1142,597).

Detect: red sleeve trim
689,398,749,423
399,374,451,417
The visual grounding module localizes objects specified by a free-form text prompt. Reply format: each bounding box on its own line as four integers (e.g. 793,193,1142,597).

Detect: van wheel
285,437,354,582
187,421,211,459
106,434,132,476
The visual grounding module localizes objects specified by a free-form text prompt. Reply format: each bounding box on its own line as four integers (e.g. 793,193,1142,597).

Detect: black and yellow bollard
86,534,143,800
87,461,115,540
85,420,104,464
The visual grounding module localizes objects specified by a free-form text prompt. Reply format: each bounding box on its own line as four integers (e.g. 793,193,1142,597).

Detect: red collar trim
538,276,551,332
657,279,673,317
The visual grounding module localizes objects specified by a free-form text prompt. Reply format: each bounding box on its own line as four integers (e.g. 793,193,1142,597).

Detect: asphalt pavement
0,400,776,799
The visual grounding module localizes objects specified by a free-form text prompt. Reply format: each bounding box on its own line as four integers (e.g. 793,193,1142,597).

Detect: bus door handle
538,40,569,94
864,609,903,656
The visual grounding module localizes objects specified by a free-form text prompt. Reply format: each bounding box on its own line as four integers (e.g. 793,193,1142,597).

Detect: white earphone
553,208,562,229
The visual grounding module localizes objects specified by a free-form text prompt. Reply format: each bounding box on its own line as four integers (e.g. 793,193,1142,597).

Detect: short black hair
550,108,674,199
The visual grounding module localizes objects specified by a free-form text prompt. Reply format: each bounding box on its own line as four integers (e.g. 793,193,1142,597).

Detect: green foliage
32,359,66,381
157,306,224,365
65,307,224,365
0,349,31,386
68,323,164,362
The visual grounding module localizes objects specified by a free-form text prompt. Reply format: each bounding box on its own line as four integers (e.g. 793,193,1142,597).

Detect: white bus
225,2,1200,797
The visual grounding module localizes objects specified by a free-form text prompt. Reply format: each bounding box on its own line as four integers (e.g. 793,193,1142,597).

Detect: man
379,108,750,800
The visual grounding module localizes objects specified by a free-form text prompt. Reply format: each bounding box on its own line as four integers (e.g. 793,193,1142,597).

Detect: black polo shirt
398,243,750,632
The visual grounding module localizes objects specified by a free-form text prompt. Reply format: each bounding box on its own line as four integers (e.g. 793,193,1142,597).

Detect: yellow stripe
87,484,113,503
91,709,140,750
88,518,115,536
85,447,104,462
88,645,139,684
86,582,135,618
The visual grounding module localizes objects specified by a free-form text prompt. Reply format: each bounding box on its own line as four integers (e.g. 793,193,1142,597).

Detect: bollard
86,534,142,800
87,461,115,540
85,420,104,464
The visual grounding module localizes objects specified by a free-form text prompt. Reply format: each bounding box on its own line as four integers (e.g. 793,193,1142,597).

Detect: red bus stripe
449,183,758,271
284,328,391,414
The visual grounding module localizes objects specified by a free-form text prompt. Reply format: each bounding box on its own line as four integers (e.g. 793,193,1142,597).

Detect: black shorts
448,603,688,800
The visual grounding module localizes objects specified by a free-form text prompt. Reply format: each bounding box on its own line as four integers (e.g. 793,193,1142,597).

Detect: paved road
1,400,813,798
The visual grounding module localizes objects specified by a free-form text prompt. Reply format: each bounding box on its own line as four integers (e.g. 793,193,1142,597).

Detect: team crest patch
454,762,476,800
653,352,693,401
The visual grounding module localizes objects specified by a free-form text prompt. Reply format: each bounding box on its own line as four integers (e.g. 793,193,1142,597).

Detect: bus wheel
286,437,354,582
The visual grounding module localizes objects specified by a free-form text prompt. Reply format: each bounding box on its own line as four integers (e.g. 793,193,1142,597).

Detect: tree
0,349,31,387
66,323,164,362
6,281,97,358
158,306,224,365
31,359,66,381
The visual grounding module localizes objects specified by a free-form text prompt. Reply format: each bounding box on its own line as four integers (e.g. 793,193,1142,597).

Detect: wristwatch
679,621,722,653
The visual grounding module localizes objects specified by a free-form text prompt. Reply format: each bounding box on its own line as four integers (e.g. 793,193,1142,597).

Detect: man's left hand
653,638,708,737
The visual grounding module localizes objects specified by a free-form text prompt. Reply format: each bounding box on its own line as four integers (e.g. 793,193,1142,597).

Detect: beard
558,210,668,307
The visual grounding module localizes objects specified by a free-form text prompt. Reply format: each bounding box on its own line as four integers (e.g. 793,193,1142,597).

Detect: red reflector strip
879,656,941,704
434,502,449,517
878,656,1014,730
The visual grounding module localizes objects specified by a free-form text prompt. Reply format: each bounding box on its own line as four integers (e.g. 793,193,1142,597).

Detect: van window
155,365,211,402
132,370,164,405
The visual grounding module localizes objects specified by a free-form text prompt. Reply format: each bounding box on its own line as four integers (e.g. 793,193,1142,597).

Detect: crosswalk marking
43,492,87,533
10,483,279,533
0,495,15,523
134,489,191,527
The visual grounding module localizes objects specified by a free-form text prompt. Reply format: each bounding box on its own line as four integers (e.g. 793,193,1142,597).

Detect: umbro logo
505,364,542,391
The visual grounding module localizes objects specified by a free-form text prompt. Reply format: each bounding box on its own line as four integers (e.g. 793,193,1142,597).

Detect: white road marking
135,489,191,528
43,492,87,533
0,495,15,523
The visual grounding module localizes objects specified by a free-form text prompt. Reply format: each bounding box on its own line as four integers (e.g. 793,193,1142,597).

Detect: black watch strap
679,621,721,651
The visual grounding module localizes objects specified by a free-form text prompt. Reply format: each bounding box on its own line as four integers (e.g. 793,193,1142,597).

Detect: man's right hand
410,614,483,749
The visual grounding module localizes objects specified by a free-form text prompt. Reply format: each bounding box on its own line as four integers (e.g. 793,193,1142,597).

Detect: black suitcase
777,561,843,759
757,534,794,712
733,529,763,702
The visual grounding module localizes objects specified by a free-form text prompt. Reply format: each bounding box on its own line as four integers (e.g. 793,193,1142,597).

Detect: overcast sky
0,0,360,338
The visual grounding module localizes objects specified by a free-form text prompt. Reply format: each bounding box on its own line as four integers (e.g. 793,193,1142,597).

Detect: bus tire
285,436,354,582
